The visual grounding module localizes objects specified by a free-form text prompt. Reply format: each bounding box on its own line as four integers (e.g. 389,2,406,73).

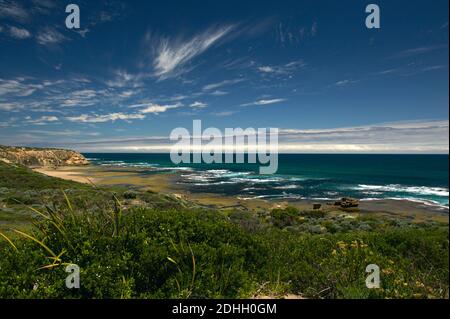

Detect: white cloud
375,69,399,76
140,103,181,114
202,78,244,91
119,90,136,98
65,100,181,123
255,99,286,105
275,120,449,153
334,79,359,87
391,46,441,59
71,89,97,99
211,110,238,117
62,119,449,154
258,66,274,73
168,94,189,101
50,89,103,107
0,0,29,22
276,22,317,45
66,112,146,123
8,26,31,39
209,90,228,96
422,65,446,72
241,98,286,106
76,29,90,38
257,60,306,75
0,102,21,111
105,70,144,88
0,78,39,97
36,27,67,46
26,115,59,125
151,25,234,79
190,101,207,108
39,115,58,122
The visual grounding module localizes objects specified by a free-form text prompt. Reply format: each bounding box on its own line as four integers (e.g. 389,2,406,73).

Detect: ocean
83,153,449,209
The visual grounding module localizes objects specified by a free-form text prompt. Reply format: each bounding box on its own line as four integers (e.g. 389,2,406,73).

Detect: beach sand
33,165,449,223
33,166,98,185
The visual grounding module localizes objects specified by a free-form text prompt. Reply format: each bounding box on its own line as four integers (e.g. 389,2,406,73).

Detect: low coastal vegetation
0,161,448,299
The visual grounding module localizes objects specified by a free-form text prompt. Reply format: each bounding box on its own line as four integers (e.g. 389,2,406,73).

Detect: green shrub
0,200,265,298
270,206,300,228
0,162,448,299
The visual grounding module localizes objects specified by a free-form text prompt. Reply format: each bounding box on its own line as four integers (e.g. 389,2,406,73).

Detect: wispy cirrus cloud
105,70,145,88
390,46,443,59
189,101,207,108
374,64,448,78
139,102,181,114
421,65,447,72
31,0,56,13
275,21,318,45
66,112,146,123
0,0,29,22
0,25,31,40
209,90,229,96
241,98,286,106
36,27,68,46
202,78,244,91
65,101,182,123
0,102,21,111
0,77,50,97
55,89,101,107
25,115,59,125
334,79,359,87
0,75,140,115
211,110,239,117
257,60,306,75
148,25,234,80
8,25,31,39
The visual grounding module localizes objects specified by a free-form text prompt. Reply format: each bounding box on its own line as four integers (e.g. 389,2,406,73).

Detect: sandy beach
33,166,98,185
32,165,449,224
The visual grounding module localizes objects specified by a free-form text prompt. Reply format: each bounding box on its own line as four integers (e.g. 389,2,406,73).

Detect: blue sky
0,0,448,153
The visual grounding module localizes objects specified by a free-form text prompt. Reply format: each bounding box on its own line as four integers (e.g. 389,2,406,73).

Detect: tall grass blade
12,198,51,221
0,231,18,251
13,229,57,258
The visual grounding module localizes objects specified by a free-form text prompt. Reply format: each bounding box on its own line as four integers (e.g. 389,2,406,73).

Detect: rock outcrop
0,145,89,167
333,197,359,208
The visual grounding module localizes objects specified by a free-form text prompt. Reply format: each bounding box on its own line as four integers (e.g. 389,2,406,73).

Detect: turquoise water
84,154,449,209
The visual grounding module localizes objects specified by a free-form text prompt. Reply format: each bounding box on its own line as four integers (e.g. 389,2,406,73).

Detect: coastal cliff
0,145,89,167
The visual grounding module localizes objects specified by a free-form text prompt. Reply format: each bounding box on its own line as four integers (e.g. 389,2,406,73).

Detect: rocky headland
0,145,89,167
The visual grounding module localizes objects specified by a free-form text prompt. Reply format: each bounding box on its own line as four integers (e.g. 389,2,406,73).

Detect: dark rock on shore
333,197,359,208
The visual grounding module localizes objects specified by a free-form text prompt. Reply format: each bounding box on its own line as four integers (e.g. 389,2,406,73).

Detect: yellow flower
350,240,359,248
383,268,395,275
415,281,425,288
337,241,347,249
